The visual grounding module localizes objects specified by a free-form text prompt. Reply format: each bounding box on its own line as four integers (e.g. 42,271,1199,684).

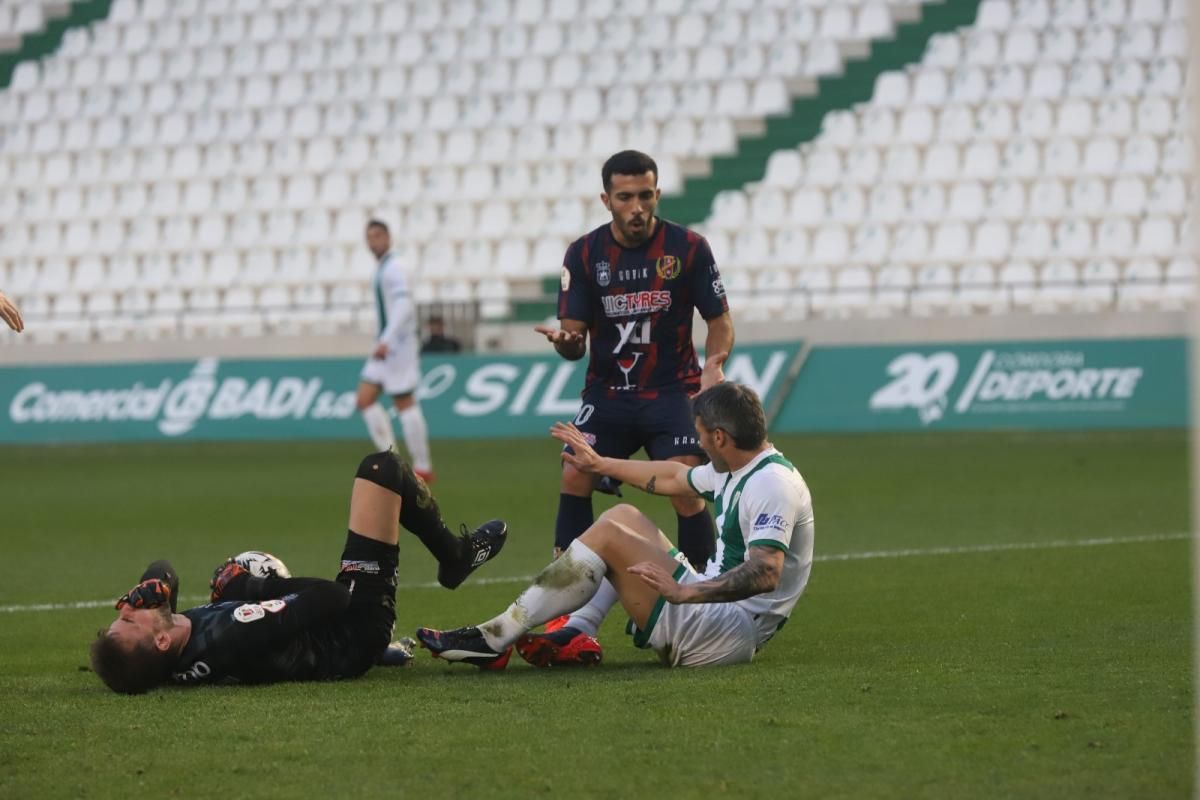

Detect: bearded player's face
602,172,660,247
107,603,173,651
695,418,730,473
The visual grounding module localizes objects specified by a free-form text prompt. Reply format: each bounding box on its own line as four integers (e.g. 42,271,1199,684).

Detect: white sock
479,540,607,651
397,404,432,473
361,404,395,451
564,578,619,637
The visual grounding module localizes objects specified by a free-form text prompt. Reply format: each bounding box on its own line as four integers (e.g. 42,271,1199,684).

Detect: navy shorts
569,390,706,462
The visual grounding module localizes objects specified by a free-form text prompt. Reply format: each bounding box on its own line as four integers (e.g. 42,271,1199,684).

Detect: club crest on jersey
655,256,681,280
234,604,266,623
595,260,611,287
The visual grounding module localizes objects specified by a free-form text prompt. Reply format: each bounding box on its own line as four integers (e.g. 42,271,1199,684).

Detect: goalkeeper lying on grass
89,451,506,694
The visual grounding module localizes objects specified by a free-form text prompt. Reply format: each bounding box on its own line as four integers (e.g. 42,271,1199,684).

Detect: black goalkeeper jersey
171,576,353,686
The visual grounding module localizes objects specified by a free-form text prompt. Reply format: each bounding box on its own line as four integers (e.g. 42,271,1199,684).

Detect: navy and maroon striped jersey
558,217,728,399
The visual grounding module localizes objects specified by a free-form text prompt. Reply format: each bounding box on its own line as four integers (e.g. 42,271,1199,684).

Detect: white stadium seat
0,0,1190,338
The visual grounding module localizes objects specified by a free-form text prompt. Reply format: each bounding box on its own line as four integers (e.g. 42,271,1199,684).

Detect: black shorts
323,532,399,678
570,390,706,462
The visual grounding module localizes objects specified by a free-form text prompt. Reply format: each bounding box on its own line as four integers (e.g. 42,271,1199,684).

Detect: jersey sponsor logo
613,319,651,353
340,559,381,574
753,513,789,532
672,435,699,446
655,256,680,280
561,266,571,291
600,290,672,318
595,260,611,287
234,604,266,623
712,278,726,297
614,352,644,391
173,660,212,682
260,599,287,613
617,267,649,281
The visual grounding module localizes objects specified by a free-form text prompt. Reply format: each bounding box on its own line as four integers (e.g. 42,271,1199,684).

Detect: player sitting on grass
416,382,814,669
89,451,506,694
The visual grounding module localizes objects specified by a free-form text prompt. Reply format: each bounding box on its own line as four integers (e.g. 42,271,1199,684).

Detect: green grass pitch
0,429,1190,799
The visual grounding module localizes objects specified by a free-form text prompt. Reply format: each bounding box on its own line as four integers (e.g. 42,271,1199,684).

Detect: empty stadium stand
0,0,1191,346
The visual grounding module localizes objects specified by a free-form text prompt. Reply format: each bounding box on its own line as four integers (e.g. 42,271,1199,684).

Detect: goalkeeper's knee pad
356,450,405,494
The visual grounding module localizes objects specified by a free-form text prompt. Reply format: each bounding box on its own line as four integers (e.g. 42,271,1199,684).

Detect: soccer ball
233,550,291,579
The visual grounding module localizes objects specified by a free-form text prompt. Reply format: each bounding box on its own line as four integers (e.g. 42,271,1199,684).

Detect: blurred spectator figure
421,315,463,354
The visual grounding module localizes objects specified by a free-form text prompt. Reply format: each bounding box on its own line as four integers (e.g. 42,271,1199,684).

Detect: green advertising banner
776,337,1187,432
0,343,799,444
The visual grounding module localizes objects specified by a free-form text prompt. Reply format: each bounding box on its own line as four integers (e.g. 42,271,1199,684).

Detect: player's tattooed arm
683,546,783,603
643,476,657,494
627,546,783,604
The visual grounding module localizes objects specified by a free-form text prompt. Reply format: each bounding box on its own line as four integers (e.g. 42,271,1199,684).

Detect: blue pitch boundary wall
0,337,1186,444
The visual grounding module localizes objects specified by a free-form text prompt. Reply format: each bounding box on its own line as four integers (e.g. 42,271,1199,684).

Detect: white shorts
360,338,421,396
630,561,758,668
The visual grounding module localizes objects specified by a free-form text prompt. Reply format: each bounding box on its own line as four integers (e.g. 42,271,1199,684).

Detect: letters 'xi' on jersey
557,218,728,398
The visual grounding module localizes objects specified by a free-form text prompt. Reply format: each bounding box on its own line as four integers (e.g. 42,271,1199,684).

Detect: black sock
555,493,594,551
677,509,716,570
397,462,461,565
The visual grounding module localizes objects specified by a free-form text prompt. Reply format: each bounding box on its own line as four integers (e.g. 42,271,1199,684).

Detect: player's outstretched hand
628,562,689,603
551,422,605,474
115,578,173,610
700,351,729,392
534,325,584,349
0,292,24,333
209,559,250,603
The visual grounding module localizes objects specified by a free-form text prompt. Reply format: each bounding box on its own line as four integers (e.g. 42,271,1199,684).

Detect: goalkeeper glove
115,578,173,611
210,559,250,603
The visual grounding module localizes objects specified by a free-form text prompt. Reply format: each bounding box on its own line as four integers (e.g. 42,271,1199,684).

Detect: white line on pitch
1,531,1189,614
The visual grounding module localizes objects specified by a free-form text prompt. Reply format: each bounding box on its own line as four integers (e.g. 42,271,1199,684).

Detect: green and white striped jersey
372,251,416,346
686,447,814,645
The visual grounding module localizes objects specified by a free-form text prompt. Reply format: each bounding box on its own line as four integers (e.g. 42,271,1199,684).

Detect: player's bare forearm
553,422,698,496
554,338,586,361
704,313,734,363
700,313,734,390
676,546,783,603
535,321,587,361
596,457,693,497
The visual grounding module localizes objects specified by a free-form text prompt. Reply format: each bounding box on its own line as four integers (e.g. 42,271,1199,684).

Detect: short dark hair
692,382,767,450
90,631,172,695
602,150,658,191
366,219,390,234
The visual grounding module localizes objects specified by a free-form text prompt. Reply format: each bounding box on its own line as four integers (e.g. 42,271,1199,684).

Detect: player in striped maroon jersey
531,150,735,666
